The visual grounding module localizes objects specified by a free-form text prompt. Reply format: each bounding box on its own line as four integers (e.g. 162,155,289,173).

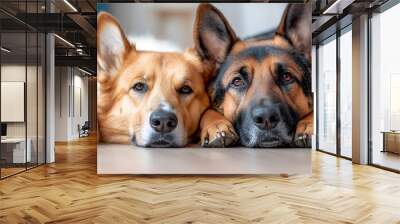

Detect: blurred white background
98,3,287,52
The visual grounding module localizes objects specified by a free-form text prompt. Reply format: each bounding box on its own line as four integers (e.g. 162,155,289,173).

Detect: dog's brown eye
132,82,147,92
179,85,193,94
281,71,293,83
231,77,244,88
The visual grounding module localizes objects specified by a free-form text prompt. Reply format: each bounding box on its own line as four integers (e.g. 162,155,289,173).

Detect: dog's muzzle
251,104,280,131
149,109,178,134
236,98,296,148
146,109,179,147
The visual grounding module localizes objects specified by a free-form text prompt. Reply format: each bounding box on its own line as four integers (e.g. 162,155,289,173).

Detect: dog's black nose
251,106,280,130
150,110,178,133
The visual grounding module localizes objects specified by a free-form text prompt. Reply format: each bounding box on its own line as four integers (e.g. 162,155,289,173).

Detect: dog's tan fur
97,12,233,146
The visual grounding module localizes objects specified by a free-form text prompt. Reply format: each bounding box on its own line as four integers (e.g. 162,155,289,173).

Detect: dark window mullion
36,0,39,167
316,45,319,150
25,0,28,171
336,23,341,157
0,23,2,179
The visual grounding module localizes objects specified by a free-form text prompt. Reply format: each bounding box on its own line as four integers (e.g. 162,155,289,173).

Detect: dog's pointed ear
193,3,238,65
97,12,133,75
276,4,311,62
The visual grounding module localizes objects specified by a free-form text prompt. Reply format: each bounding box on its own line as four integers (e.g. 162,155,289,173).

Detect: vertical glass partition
38,32,45,165
0,1,46,179
317,35,337,155
370,3,400,172
0,26,28,178
27,31,38,169
339,27,352,158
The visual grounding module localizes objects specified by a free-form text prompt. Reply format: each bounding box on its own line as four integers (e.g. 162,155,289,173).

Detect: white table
1,138,31,163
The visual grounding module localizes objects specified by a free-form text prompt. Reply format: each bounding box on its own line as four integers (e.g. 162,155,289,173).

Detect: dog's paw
294,118,313,148
201,120,238,147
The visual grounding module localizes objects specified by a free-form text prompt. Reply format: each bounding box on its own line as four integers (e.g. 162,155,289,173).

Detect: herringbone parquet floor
1,135,400,224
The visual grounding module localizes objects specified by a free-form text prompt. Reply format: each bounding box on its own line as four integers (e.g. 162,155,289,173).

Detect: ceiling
1,0,393,73
311,0,391,44
0,0,96,74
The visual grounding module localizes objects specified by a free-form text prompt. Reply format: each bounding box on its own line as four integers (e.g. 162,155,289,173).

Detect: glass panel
317,36,337,154
339,28,352,158
27,31,38,169
371,4,400,171
35,0,46,165
26,0,38,169
38,32,45,165
1,28,27,177
0,1,46,178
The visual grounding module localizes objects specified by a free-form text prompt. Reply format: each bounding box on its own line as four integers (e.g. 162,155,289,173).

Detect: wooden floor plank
0,135,400,223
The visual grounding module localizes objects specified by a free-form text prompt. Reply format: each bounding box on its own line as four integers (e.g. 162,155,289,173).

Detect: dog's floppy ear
276,4,311,62
193,3,238,65
97,12,133,75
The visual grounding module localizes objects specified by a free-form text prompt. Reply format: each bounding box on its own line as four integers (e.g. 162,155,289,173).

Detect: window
316,25,353,159
317,36,337,154
370,2,400,171
339,27,352,158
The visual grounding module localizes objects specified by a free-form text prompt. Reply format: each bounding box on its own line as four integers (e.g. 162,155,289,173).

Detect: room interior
313,0,400,171
0,28,46,177
0,0,96,178
0,0,399,223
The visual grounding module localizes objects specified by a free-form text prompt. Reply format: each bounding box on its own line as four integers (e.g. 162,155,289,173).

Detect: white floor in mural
97,144,311,175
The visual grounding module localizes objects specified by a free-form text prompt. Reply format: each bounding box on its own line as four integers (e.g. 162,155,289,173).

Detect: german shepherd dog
195,4,313,147
97,12,236,147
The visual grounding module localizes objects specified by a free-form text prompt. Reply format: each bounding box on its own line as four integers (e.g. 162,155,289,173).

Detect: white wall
55,66,69,141
216,3,286,38
71,73,89,138
1,64,46,164
1,65,38,138
104,3,287,51
54,67,89,141
1,65,25,134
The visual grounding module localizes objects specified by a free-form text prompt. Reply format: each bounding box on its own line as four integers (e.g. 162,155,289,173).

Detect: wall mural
97,3,312,174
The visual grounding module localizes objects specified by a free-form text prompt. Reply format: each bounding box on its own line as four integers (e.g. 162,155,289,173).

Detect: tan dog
97,12,236,147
